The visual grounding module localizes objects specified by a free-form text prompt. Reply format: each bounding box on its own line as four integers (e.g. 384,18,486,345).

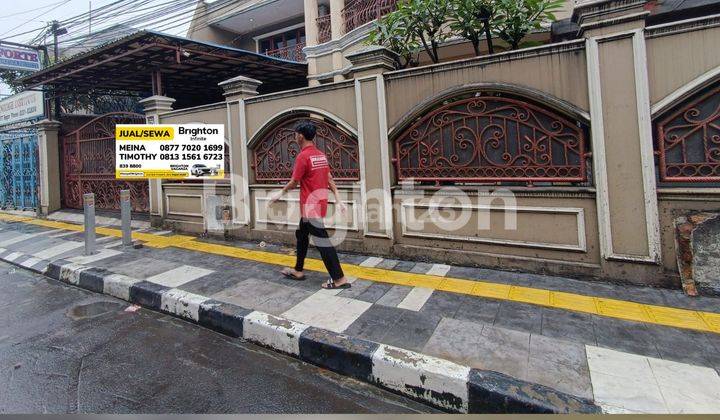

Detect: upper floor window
258,27,307,61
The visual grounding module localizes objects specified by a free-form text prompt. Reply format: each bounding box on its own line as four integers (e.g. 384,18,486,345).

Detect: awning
21,30,308,107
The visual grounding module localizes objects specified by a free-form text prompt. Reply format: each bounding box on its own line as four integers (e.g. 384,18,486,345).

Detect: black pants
295,218,344,281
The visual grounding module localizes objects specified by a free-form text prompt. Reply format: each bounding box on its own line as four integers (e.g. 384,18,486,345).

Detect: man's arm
328,174,347,214
268,179,298,204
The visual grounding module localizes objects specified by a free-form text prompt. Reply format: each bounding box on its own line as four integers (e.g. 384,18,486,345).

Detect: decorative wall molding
399,200,587,252
651,64,720,117
632,29,662,263
645,13,720,39
166,193,204,218
384,40,585,82
586,33,661,265
254,195,359,231
376,74,394,240
246,106,358,148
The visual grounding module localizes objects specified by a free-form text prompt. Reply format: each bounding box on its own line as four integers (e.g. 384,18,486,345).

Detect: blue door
0,130,38,210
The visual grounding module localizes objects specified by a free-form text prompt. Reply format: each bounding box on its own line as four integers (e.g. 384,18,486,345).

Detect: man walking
268,121,350,290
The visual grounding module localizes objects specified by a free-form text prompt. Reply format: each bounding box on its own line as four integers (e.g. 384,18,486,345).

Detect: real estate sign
0,90,44,126
0,44,41,72
115,124,225,180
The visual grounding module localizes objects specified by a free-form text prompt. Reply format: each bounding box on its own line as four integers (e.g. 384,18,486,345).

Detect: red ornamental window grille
394,95,588,184
655,84,720,182
342,0,399,33
317,15,331,43
252,117,360,183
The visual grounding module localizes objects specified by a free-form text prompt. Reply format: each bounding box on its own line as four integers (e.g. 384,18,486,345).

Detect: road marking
2,212,719,334
146,265,214,288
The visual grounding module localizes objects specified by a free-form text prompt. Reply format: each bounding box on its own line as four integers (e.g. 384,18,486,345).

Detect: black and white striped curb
3,252,600,413
0,247,53,274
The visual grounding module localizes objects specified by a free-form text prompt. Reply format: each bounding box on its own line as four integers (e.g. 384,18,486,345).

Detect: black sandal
281,268,306,281
322,279,351,290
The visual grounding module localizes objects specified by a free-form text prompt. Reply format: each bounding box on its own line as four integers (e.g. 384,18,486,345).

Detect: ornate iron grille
342,0,399,33
252,117,360,183
317,15,331,43
656,84,720,182
0,130,38,210
62,112,149,212
265,42,306,62
394,96,588,184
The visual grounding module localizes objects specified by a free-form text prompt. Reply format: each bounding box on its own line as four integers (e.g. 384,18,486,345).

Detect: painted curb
5,253,601,413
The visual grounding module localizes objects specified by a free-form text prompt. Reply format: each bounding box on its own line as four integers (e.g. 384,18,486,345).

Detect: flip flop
281,269,306,281
322,279,351,290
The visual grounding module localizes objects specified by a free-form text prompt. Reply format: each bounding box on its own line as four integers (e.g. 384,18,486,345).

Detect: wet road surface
0,261,437,413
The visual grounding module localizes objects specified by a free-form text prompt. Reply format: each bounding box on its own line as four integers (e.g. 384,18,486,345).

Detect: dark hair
294,121,317,141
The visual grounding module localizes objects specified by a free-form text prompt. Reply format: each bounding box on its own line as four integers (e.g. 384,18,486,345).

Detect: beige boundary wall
150,9,720,289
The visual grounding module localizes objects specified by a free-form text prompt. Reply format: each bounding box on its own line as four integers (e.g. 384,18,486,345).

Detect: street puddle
66,301,125,320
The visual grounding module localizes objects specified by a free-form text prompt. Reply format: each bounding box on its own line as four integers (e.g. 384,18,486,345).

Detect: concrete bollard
120,190,132,247
83,193,97,255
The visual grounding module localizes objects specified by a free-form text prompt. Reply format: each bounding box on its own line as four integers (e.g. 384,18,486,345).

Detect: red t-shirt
292,144,330,219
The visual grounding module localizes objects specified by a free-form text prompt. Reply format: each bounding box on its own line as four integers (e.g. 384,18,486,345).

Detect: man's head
294,121,317,145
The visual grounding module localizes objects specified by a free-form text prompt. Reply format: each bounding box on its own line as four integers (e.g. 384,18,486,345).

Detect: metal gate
61,112,149,212
0,129,38,210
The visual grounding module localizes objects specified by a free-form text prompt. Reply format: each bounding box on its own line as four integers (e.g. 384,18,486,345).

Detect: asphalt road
0,261,437,414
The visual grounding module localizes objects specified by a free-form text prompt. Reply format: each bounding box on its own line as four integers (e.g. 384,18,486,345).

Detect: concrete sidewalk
0,214,719,413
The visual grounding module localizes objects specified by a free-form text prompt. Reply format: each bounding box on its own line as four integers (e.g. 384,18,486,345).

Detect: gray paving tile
179,271,248,296
111,257,181,279
422,317,487,367
592,316,661,358
375,285,412,307
376,258,400,270
354,283,393,304
527,357,593,400
211,278,278,308
338,279,374,299
409,262,434,274
254,287,315,315
494,301,543,334
541,307,597,345
529,334,587,368
343,304,405,342
419,291,464,318
454,295,501,324
392,260,418,272
446,266,533,287
661,289,720,312
475,325,531,380
645,324,720,368
381,311,441,352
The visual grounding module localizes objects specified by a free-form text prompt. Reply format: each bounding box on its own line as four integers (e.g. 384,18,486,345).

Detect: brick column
35,119,62,216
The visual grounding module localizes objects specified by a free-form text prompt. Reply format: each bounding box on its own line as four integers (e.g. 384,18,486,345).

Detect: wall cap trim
384,39,585,82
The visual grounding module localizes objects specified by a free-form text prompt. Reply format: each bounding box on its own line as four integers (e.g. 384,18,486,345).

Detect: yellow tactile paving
1,212,719,334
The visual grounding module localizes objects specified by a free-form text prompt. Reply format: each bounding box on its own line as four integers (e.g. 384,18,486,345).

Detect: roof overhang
21,30,308,106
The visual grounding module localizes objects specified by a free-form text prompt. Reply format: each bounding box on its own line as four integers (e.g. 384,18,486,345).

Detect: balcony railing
342,0,398,34
265,42,307,62
317,14,331,44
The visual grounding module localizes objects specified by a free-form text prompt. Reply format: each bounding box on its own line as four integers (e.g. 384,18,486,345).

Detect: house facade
24,0,720,295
